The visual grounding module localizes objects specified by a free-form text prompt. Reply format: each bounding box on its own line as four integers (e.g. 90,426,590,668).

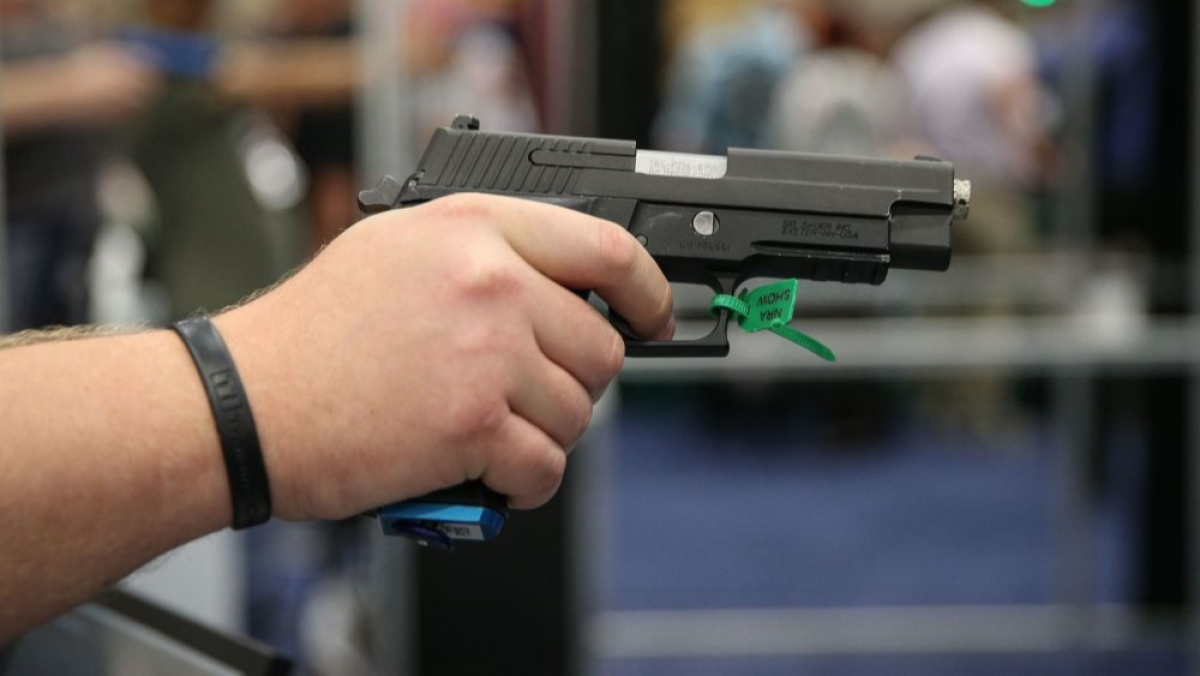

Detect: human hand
216,194,675,521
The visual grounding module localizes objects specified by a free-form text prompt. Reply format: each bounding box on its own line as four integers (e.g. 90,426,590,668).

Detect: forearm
0,330,231,642
1,61,82,137
0,195,674,642
217,40,358,107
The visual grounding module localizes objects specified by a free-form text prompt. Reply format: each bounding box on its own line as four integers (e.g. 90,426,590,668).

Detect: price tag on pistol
739,279,797,331
711,279,837,362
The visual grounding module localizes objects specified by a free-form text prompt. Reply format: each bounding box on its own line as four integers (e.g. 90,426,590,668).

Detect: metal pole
1052,370,1095,613
1054,2,1098,253
1050,0,1099,612
357,0,416,673
556,2,603,673
358,0,414,183
543,0,598,136
1188,0,1200,670
573,388,619,676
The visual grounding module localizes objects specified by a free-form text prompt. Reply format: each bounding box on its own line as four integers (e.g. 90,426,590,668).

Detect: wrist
138,331,235,536
173,316,272,529
211,307,308,520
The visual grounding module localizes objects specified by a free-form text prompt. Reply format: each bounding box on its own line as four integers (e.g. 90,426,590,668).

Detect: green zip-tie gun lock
710,279,836,362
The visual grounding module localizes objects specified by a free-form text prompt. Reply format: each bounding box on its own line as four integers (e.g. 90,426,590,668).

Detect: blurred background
1,0,1198,674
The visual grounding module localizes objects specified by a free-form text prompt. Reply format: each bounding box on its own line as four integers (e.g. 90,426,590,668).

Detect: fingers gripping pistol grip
358,173,736,355
357,175,737,549
376,482,507,551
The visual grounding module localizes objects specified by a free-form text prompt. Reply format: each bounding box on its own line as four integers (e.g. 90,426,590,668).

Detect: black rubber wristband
172,316,271,530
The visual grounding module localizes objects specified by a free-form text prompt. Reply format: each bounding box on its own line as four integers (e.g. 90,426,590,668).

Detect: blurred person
0,193,677,645
1,0,158,331
126,0,362,321
653,0,811,153
417,19,539,137
892,0,1050,256
765,1,917,158
893,0,1049,189
891,0,1053,275
408,0,540,138
127,0,299,323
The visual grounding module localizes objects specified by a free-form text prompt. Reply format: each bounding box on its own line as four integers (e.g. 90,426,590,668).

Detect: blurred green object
1020,0,1057,8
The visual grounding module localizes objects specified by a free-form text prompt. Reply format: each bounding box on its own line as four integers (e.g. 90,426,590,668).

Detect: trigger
607,309,640,343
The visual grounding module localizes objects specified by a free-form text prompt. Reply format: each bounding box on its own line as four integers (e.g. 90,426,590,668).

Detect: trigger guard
612,275,735,358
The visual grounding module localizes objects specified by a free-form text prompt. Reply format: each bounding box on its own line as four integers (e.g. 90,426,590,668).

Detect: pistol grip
377,481,508,550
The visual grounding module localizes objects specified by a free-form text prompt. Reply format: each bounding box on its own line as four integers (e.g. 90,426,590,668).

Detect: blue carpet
600,388,1168,674
608,404,1062,608
606,652,1186,676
